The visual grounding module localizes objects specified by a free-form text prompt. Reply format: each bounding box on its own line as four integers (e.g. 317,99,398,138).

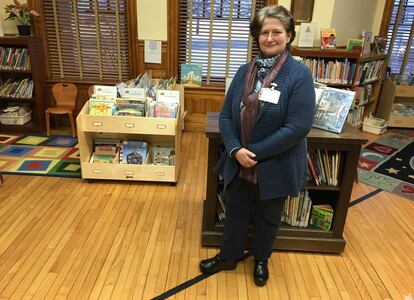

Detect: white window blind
43,0,130,81
179,0,265,84
386,0,414,74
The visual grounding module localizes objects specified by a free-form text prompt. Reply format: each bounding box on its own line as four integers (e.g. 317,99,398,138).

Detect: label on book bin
157,90,180,104
123,88,146,99
94,85,117,98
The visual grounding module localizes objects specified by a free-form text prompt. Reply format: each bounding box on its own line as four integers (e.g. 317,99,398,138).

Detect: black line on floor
151,252,252,299
151,272,216,300
349,188,382,207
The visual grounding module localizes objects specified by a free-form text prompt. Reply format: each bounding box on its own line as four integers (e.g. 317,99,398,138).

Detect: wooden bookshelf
202,112,367,253
0,36,47,133
291,47,387,126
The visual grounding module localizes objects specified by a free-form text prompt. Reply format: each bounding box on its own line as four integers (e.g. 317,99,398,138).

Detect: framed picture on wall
291,0,315,24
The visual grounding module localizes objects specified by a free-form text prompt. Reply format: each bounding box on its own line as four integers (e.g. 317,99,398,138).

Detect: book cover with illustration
346,38,364,54
312,87,355,133
310,204,334,231
181,64,202,86
320,28,336,49
120,140,148,164
361,30,373,55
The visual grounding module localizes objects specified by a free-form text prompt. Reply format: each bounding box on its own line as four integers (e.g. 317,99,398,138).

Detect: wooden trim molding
127,0,139,78
167,0,179,78
379,0,393,37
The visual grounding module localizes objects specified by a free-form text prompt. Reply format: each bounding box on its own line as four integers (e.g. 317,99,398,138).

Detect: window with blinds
386,0,414,74
43,0,130,81
178,0,265,85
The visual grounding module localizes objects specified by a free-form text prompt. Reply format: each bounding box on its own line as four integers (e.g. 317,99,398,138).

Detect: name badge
258,88,280,104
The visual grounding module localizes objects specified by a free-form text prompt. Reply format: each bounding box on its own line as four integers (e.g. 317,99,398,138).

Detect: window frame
380,0,414,75
31,0,139,84
168,0,277,87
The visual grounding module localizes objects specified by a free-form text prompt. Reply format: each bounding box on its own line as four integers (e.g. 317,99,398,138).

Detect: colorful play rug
0,133,80,178
357,131,414,201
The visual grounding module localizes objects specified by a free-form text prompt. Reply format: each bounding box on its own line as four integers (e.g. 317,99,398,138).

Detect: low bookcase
76,86,184,183
202,113,367,253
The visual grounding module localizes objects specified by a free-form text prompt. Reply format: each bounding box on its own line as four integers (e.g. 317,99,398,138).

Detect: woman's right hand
235,148,257,168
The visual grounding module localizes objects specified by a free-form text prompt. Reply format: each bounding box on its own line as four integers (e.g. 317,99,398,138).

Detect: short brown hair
250,5,296,49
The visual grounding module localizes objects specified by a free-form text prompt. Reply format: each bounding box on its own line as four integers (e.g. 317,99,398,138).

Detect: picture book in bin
120,141,148,164
312,87,355,133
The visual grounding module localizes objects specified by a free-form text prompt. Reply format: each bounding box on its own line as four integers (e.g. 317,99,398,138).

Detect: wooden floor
0,131,413,299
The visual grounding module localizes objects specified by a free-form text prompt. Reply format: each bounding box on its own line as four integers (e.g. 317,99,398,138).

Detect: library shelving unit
0,36,47,133
202,113,367,253
76,85,184,183
291,47,387,126
376,77,414,128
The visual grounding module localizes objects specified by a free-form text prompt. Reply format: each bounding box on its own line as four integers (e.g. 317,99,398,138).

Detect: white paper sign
123,88,146,99
94,85,117,98
144,40,162,64
298,23,316,48
157,90,180,104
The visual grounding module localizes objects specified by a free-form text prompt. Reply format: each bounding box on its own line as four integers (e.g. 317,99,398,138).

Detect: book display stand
0,36,47,133
202,113,366,253
76,85,184,183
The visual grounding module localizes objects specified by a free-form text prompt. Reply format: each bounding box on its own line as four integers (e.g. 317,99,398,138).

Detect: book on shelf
282,190,312,227
89,98,116,115
180,63,202,87
120,140,148,165
312,87,355,133
114,99,146,117
298,23,316,48
152,144,175,166
346,38,364,54
361,30,373,55
320,28,336,49
89,153,117,164
310,204,334,231
307,149,342,186
373,36,386,54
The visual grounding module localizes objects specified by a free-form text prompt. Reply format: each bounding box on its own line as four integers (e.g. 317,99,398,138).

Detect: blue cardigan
216,53,316,200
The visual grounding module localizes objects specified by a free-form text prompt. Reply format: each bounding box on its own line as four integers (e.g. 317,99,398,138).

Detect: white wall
331,0,381,46
273,0,385,47
137,0,167,41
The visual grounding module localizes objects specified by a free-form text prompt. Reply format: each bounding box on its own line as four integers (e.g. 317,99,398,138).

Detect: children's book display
88,74,179,118
313,85,355,133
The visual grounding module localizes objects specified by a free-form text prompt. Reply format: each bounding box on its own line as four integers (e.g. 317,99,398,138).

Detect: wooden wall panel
136,41,169,78
184,86,225,131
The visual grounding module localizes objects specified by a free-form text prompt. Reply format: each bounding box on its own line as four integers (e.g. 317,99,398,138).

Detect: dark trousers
220,176,286,261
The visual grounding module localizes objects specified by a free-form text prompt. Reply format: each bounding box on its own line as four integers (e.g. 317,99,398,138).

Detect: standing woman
199,5,316,286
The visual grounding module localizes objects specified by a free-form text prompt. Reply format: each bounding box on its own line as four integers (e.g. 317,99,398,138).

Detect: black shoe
254,260,269,286
199,254,237,274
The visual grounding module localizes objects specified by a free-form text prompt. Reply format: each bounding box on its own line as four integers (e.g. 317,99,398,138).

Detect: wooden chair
46,83,78,137
88,85,94,98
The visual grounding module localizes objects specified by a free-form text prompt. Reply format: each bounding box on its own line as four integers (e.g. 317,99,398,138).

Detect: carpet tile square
15,136,50,146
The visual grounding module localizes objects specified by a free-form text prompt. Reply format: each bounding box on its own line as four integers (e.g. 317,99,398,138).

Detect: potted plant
4,0,40,36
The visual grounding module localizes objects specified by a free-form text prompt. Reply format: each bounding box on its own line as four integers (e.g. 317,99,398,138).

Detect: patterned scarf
239,51,286,184
256,52,281,82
